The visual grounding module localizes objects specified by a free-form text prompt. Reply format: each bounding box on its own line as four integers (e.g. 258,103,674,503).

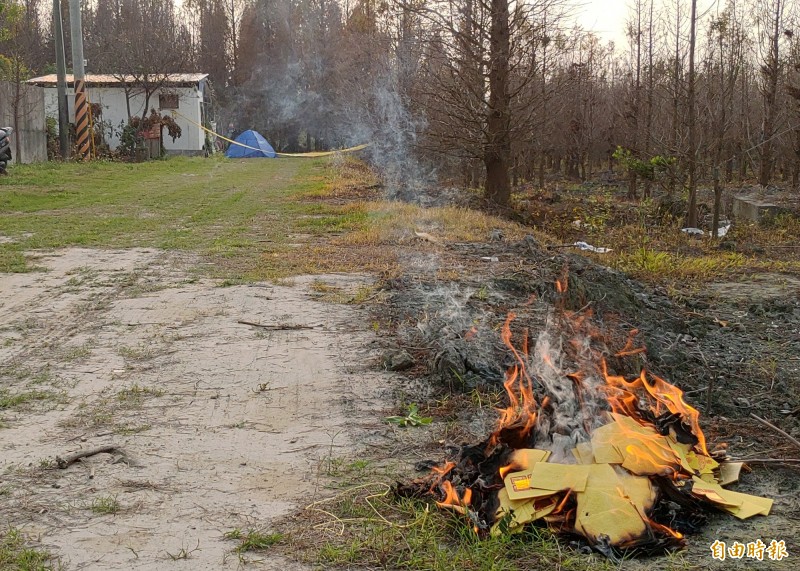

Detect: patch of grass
116,383,164,406
59,399,114,429
0,528,56,570
0,389,56,410
60,344,92,363
322,457,376,481
117,345,157,361
0,156,353,279
90,495,120,515
165,540,201,561
38,458,55,470
224,529,283,553
309,279,341,294
14,156,531,282
614,247,748,282
0,247,32,273
113,423,152,435
349,284,377,304
385,403,433,427
283,485,613,571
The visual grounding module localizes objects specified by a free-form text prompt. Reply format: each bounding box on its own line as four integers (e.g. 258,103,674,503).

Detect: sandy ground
0,248,391,570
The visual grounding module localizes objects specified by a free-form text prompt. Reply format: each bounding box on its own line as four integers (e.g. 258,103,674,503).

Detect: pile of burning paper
398,305,773,557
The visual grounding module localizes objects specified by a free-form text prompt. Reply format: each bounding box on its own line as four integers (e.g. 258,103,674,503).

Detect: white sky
576,1,632,45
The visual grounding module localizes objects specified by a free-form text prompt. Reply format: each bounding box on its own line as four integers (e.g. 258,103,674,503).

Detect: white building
26,73,211,155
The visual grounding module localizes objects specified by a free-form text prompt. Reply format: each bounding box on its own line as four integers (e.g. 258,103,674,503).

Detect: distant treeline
1,0,799,206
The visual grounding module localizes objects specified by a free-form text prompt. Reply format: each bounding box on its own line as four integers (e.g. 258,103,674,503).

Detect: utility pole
53,0,69,158
68,0,90,160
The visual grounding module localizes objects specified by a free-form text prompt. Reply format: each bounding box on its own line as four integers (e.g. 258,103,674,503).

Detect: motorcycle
0,127,13,175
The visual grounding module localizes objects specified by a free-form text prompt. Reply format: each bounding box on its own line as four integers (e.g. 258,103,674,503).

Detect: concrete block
732,196,783,222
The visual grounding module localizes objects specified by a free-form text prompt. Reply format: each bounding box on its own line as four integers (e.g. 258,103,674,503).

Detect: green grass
1,156,532,280
0,157,357,277
224,529,283,553
0,389,56,410
284,485,618,571
90,495,120,515
116,383,164,406
0,528,56,570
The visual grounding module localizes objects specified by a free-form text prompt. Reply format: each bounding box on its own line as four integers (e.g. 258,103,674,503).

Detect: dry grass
251,157,535,280
338,201,529,246
514,183,800,288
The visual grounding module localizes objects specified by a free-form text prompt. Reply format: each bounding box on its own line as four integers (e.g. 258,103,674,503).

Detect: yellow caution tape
274,144,369,157
170,110,369,157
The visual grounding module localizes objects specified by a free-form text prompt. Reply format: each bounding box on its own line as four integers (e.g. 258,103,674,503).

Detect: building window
159,93,179,110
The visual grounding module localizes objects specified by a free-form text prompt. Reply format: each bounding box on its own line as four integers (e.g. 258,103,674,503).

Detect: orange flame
489,314,538,447
615,329,647,357
647,518,684,540
602,361,709,456
429,461,456,492
436,480,472,510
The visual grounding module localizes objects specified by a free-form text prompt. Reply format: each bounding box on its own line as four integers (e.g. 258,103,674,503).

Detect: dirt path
0,248,389,569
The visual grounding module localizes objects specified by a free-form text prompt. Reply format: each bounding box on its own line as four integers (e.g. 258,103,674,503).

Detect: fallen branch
56,445,124,469
749,413,800,451
236,320,315,330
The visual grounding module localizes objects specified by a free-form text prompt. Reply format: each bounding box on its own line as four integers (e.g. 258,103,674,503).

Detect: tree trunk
484,0,512,207
537,154,545,188
758,0,781,187
125,87,132,122
643,0,654,198
628,0,642,201
794,128,800,190
669,2,681,195
712,167,722,238
13,66,21,161
686,0,698,228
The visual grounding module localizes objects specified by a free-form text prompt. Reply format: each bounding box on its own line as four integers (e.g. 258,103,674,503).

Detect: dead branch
55,445,124,469
236,320,315,330
749,413,800,451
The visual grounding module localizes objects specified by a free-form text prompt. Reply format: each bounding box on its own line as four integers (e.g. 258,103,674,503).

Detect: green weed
285,486,612,571
90,495,120,515
116,383,164,406
385,403,433,428
0,389,55,410
0,528,56,570
224,529,283,553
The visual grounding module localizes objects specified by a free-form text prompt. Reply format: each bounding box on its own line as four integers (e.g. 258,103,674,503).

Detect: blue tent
225,130,277,158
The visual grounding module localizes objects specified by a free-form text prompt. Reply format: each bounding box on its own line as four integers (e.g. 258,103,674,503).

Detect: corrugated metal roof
26,73,209,87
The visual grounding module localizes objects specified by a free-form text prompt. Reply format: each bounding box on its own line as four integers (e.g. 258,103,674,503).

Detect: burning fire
400,278,772,557
602,363,709,457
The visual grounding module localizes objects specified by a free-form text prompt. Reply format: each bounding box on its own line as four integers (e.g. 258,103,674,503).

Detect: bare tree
756,0,784,186
0,0,45,159
400,0,569,206
686,0,698,227
84,0,193,121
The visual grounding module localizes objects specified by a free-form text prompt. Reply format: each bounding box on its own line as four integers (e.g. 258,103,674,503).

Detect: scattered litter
573,241,612,254
481,256,499,262
681,222,733,238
